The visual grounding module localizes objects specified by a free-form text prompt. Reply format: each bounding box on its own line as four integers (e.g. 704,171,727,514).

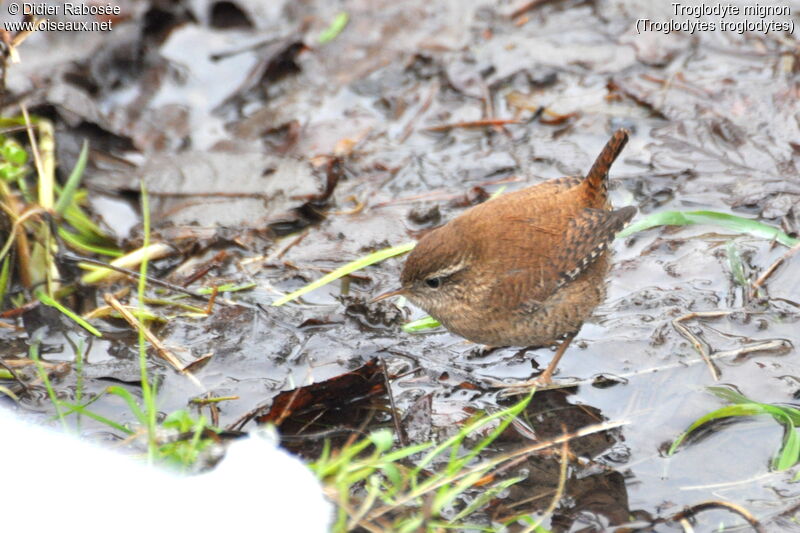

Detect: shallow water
2,0,800,530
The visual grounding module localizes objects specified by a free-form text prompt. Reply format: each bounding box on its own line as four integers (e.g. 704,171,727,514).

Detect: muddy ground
2,0,800,530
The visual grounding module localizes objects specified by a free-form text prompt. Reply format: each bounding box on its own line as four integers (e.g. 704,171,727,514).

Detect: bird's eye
425,277,442,289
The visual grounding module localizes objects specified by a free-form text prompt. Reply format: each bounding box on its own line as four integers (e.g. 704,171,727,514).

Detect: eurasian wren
375,129,636,383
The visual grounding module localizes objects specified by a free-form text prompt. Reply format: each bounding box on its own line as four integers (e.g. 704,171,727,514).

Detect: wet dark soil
2,0,800,530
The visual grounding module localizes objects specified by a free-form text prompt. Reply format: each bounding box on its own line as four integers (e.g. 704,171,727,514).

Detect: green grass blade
106,385,146,426
489,185,507,200
772,405,800,426
369,429,394,453
54,140,88,216
29,341,68,432
58,401,134,435
272,241,416,306
381,442,435,463
726,241,747,286
58,227,123,257
318,12,349,44
197,282,256,294
0,384,19,400
433,468,490,515
709,386,800,425
668,404,769,455
138,182,158,463
618,210,799,247
707,385,752,405
0,254,10,308
454,403,524,472
35,289,102,337
695,386,800,470
413,392,533,476
451,475,525,522
61,200,113,242
57,388,105,418
774,417,800,471
402,315,441,332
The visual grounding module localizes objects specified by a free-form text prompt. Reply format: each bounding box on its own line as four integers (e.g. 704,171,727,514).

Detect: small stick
380,357,407,447
663,500,765,533
424,119,521,132
672,311,733,381
0,357,61,369
521,438,569,533
204,285,219,315
1,194,41,288
190,395,239,405
0,358,30,392
372,175,523,208
510,0,556,19
61,253,225,304
752,241,800,289
0,318,21,330
103,293,205,391
399,80,439,143
276,230,309,260
181,250,227,287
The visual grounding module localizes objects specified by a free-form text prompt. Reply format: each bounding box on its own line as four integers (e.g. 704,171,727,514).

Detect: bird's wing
554,206,637,289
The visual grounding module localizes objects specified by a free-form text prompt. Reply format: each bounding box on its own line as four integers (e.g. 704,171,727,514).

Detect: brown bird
375,129,636,385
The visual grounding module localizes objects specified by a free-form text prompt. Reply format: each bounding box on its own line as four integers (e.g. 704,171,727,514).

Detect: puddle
2,0,799,530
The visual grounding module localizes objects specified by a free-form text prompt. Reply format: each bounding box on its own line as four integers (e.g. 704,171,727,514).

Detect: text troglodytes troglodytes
374,129,637,384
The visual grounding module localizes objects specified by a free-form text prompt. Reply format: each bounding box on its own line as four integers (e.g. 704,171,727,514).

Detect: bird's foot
492,368,555,390
467,344,502,359
490,333,577,391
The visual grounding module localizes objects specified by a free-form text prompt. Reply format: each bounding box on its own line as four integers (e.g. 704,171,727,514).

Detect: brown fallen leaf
257,358,386,425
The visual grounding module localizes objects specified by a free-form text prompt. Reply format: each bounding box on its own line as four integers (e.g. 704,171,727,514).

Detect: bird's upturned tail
584,129,629,198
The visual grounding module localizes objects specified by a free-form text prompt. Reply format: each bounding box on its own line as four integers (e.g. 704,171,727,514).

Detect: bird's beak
370,287,405,303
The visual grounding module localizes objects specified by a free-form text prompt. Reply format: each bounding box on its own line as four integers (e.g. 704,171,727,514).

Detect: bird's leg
494,332,577,389
536,332,576,385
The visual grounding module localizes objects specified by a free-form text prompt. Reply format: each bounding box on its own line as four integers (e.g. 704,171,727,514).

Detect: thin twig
0,193,41,287
678,470,778,492
275,230,309,260
399,80,439,143
371,175,523,208
19,104,49,208
9,18,46,60
337,492,383,533
664,500,765,533
672,311,733,381
203,285,219,315
348,486,382,531
752,241,800,289
330,194,366,216
180,250,227,287
380,357,407,447
522,438,569,532
510,0,557,19
103,293,205,391
61,252,236,305
0,358,30,392
424,118,521,132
